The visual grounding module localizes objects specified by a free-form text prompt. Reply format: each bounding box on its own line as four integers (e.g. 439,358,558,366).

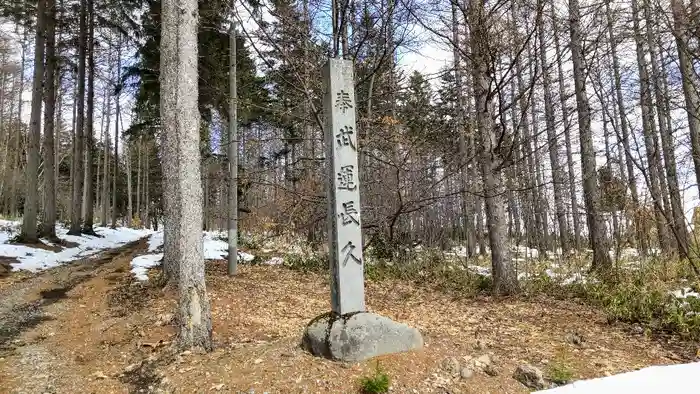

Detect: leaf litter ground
0,248,698,394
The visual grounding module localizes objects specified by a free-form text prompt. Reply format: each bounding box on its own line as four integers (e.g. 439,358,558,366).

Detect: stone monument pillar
302,59,423,362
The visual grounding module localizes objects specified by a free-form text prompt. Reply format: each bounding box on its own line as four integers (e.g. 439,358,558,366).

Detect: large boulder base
302,311,423,362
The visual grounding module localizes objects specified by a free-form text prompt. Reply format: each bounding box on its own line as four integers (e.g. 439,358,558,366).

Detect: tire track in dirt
0,238,146,355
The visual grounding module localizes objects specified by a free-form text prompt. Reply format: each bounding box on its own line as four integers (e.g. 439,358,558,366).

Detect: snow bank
533,362,700,393
0,221,152,273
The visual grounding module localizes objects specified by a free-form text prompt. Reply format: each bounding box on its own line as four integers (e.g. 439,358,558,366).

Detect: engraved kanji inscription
338,201,360,226
336,165,357,191
335,90,353,114
335,126,356,151
340,241,362,267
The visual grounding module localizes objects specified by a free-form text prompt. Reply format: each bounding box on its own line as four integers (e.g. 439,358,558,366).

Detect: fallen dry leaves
0,250,697,394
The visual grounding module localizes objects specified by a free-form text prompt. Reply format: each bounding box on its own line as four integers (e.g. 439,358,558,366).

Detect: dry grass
1,247,698,394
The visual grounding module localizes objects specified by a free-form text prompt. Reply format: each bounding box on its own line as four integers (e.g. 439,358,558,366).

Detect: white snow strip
131,253,163,281
533,362,700,393
148,231,164,252
130,231,256,280
0,221,153,273
670,287,700,299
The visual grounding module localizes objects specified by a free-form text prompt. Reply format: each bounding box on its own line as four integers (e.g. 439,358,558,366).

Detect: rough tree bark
228,23,239,276
537,9,568,253
605,0,646,254
68,0,87,235
551,3,581,251
10,30,27,218
81,0,96,234
672,0,700,194
451,1,472,259
101,60,112,227
21,0,47,243
41,0,58,240
111,40,121,229
644,0,688,255
160,0,212,349
631,0,671,253
469,0,518,295
569,0,612,271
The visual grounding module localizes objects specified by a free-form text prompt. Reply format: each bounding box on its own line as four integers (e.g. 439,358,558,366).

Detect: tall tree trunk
631,0,671,253
537,10,568,253
672,0,700,195
68,0,87,235
470,0,517,294
126,142,132,226
161,0,212,350
0,72,16,209
111,39,121,228
0,55,6,154
228,24,239,276
143,141,149,227
101,68,111,227
605,0,645,255
569,0,612,271
136,135,142,223
644,0,688,255
81,0,96,233
10,31,27,218
527,35,548,255
451,1,472,260
41,0,58,240
68,73,77,220
22,0,47,243
552,4,580,251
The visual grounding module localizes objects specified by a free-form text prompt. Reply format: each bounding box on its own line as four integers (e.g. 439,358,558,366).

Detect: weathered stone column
302,59,423,363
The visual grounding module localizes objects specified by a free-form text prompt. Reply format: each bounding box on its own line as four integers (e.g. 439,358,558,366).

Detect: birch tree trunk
569,0,611,271
160,0,212,350
22,0,47,242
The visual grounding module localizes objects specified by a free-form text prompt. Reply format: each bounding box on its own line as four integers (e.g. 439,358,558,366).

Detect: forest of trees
0,0,699,301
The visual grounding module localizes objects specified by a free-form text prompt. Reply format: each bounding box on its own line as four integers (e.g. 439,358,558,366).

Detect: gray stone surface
513,363,547,390
302,312,423,362
323,59,365,315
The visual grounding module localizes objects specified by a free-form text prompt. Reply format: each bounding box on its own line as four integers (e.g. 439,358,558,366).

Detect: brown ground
0,241,698,394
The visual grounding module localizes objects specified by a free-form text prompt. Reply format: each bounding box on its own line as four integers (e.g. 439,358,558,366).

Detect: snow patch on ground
533,361,700,393
670,287,700,299
131,231,257,280
131,253,163,281
148,231,164,252
0,221,152,273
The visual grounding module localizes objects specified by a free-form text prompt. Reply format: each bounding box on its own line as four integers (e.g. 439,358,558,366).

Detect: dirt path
0,248,698,394
0,239,147,393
